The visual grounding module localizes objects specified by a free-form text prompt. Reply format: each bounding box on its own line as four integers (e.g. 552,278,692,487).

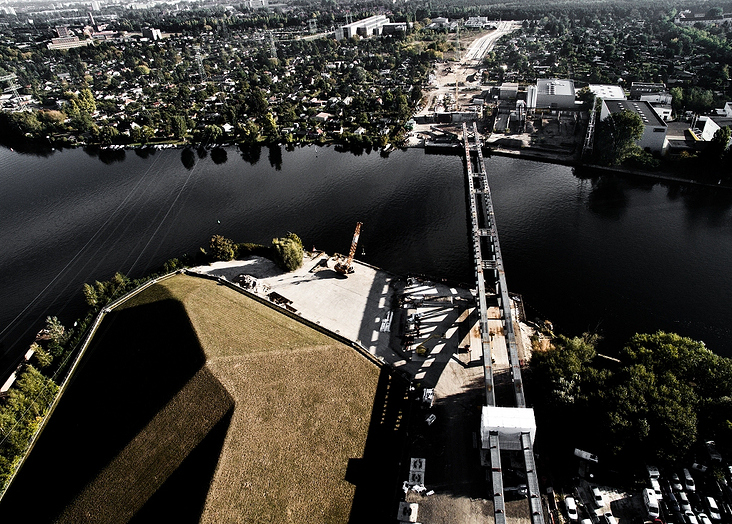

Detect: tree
247,87,268,118
140,125,155,144
271,234,303,272
260,112,278,140
530,330,727,467
0,366,58,486
704,126,731,164
594,110,644,166
44,316,65,344
203,124,223,143
670,87,684,113
209,234,234,261
82,282,98,307
78,87,96,114
30,343,52,369
171,115,187,139
95,125,119,146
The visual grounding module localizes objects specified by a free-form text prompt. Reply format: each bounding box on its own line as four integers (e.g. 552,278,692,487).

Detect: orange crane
334,222,362,275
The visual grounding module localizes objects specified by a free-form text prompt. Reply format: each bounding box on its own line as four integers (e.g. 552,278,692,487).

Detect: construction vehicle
334,222,362,275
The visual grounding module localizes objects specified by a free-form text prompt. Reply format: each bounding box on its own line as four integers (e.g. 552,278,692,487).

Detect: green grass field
1,274,384,523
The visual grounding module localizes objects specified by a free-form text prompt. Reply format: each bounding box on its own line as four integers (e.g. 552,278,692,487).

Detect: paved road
462,21,520,63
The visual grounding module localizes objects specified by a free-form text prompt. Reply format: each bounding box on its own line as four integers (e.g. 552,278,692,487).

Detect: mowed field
1,274,384,523
160,275,383,523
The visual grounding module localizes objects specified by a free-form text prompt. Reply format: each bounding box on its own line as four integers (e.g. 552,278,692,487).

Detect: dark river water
1,144,730,372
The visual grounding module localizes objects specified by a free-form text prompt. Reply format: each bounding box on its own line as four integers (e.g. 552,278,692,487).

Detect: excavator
334,222,362,275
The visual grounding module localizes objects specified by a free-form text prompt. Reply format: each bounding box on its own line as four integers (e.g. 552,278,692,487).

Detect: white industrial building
499,82,519,100
527,78,577,110
480,406,536,451
652,105,673,122
588,84,626,100
336,15,390,40
600,99,668,154
465,16,493,29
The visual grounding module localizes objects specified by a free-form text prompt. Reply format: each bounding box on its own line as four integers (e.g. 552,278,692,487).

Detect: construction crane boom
334,222,362,275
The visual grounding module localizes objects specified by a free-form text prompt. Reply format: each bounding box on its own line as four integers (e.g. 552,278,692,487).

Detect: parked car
671,473,684,492
592,487,604,508
651,478,663,499
660,501,671,522
566,496,579,522
648,465,661,479
692,463,709,474
705,441,722,464
685,510,699,524
684,469,697,492
690,492,703,512
666,491,681,512
603,512,618,524
662,480,673,496
645,488,661,519
679,491,692,512
706,497,721,522
698,513,713,524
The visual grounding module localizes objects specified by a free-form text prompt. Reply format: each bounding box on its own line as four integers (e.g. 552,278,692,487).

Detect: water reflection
1,141,58,157
267,144,282,170
681,187,732,226
98,148,126,165
239,143,261,165
586,176,628,220
134,147,156,159
211,147,228,165
181,148,195,170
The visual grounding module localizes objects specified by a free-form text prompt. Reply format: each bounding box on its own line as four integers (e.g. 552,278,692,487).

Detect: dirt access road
417,21,521,118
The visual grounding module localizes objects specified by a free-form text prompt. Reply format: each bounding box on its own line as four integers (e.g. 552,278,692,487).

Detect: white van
683,468,697,492
647,465,661,479
644,487,660,518
566,496,579,521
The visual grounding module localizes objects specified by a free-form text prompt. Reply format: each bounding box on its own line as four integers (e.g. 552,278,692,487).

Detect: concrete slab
194,255,476,387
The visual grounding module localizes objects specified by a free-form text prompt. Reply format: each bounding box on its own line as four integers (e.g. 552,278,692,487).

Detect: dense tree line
0,366,59,488
529,331,732,475
206,232,304,271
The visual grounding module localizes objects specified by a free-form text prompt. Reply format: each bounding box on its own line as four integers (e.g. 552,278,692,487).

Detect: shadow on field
0,296,208,522
415,374,488,499
130,407,234,523
348,367,411,524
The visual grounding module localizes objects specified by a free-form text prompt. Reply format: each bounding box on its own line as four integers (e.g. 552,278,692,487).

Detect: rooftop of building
589,84,626,100
604,99,667,128
342,14,389,29
536,78,575,96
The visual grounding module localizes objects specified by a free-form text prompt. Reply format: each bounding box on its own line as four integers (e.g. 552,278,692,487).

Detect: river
0,144,730,372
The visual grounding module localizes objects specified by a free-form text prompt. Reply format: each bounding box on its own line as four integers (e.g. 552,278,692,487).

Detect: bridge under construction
463,122,546,524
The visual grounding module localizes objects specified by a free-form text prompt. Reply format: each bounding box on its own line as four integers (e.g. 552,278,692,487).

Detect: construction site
408,22,587,164
193,202,542,524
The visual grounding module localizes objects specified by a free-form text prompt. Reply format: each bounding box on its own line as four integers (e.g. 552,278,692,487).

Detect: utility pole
455,23,461,61
0,73,28,110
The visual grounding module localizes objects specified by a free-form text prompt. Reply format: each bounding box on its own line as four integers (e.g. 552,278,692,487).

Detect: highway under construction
463,121,546,524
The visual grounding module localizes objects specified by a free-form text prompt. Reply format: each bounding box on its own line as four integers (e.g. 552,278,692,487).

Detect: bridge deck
463,122,544,524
